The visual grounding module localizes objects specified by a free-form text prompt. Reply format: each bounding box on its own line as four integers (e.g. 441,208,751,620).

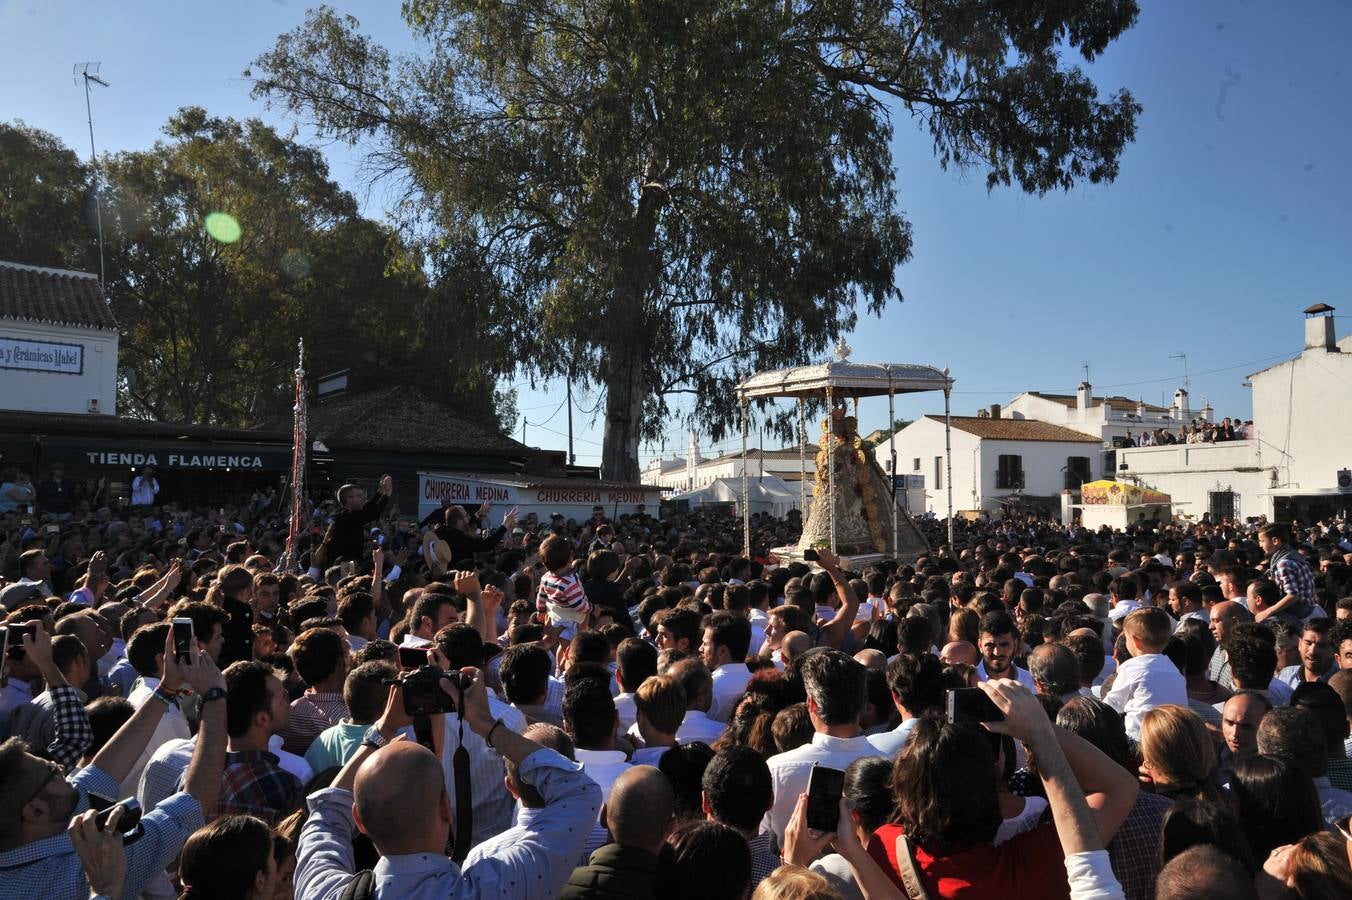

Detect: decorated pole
285,339,308,571
798,397,807,515
740,396,751,559
889,381,898,560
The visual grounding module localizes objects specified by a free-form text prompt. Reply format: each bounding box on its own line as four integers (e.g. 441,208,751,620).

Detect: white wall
878,418,1100,517
976,437,1103,513
1116,441,1273,521
0,318,118,415
1251,333,1352,495
647,453,815,492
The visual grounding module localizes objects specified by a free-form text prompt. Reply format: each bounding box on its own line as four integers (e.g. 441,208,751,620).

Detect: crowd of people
1123,416,1253,447
4,473,1352,900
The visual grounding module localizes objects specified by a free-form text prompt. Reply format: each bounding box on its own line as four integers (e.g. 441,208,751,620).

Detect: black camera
395,666,474,717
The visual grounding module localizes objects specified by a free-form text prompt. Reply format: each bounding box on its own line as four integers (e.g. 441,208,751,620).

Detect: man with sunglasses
0,630,227,900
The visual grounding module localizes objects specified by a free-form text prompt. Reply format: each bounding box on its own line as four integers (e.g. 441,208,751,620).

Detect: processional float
735,340,956,567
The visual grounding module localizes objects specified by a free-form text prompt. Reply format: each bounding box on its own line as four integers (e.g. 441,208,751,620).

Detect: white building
642,432,815,499
1005,384,1209,445
0,261,118,415
1118,304,1352,523
878,413,1103,518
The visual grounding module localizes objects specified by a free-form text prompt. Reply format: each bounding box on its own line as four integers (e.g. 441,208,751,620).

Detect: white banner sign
0,337,84,374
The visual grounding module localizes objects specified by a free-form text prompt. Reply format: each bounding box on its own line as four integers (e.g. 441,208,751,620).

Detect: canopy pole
740,396,751,559
889,382,898,560
798,397,807,515
827,385,837,556
944,370,955,549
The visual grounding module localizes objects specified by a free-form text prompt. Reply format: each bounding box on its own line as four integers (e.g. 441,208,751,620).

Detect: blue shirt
0,764,203,900
304,721,372,774
295,747,600,900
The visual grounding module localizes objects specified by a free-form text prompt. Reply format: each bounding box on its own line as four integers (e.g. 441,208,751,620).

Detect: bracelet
151,686,178,706
486,718,505,747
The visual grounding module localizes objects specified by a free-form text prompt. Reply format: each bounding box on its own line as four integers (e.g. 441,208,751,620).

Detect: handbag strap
894,834,934,900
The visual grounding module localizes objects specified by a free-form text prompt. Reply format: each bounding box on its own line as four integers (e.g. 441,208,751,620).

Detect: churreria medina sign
0,337,84,374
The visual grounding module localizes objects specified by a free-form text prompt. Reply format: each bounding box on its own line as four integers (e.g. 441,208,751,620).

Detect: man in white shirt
434,627,528,849
564,674,630,814
130,465,160,507
763,648,876,847
613,638,657,733
702,612,753,723
1168,582,1208,632
976,610,1037,692
120,622,192,796
668,658,725,745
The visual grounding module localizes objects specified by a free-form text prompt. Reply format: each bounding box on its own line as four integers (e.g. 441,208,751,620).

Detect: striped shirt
281,690,348,756
536,571,590,622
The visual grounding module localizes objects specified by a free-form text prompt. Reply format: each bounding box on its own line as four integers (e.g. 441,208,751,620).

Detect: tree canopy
0,115,511,431
250,0,1141,481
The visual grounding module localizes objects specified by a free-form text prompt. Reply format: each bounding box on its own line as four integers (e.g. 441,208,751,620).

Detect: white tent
669,475,802,518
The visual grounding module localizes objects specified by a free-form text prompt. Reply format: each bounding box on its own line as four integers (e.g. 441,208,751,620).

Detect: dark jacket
582,578,636,634
322,492,389,564
433,523,507,565
561,844,668,900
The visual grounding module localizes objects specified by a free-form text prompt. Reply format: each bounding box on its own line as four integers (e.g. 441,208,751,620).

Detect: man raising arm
295,666,601,899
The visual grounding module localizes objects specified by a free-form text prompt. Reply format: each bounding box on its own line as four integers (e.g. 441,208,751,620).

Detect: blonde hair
206,564,255,606
1139,705,1216,797
948,607,980,646
751,866,845,900
1123,607,1171,652
634,674,687,735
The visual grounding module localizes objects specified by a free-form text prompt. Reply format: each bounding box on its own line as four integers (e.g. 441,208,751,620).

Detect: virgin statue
798,404,887,555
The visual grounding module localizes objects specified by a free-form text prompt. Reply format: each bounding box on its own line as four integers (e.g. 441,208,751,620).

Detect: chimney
1304,302,1336,351
1172,388,1188,421
1076,381,1092,417
989,403,1001,419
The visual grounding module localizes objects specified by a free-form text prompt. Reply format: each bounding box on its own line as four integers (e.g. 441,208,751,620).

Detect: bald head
853,648,887,671
353,742,449,855
1156,844,1257,900
603,765,674,854
1208,600,1249,644
940,641,978,666
781,631,811,664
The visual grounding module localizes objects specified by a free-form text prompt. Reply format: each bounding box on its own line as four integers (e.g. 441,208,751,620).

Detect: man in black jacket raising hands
322,475,393,565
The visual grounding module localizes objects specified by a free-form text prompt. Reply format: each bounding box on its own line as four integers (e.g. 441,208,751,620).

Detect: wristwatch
199,687,226,705
360,726,390,751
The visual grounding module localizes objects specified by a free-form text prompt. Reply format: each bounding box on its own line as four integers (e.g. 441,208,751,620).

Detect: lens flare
204,212,242,244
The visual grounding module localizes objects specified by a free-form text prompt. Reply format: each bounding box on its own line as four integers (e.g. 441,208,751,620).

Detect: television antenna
74,63,109,290
1169,352,1190,396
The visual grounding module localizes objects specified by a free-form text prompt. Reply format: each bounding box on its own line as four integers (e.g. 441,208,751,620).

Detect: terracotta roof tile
924,415,1101,443
0,261,116,330
1025,392,1170,413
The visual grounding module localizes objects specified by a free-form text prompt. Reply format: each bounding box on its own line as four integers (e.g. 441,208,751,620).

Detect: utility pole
75,63,109,290
566,370,575,466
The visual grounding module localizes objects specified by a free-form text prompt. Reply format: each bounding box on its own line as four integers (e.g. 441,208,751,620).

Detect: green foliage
0,116,509,432
0,121,97,271
250,0,1141,479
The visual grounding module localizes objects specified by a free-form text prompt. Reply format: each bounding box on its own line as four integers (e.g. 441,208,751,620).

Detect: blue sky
3,1,1349,466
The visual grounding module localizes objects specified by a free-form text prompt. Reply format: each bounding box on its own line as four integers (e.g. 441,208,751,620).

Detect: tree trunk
598,185,663,483
600,344,645,483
